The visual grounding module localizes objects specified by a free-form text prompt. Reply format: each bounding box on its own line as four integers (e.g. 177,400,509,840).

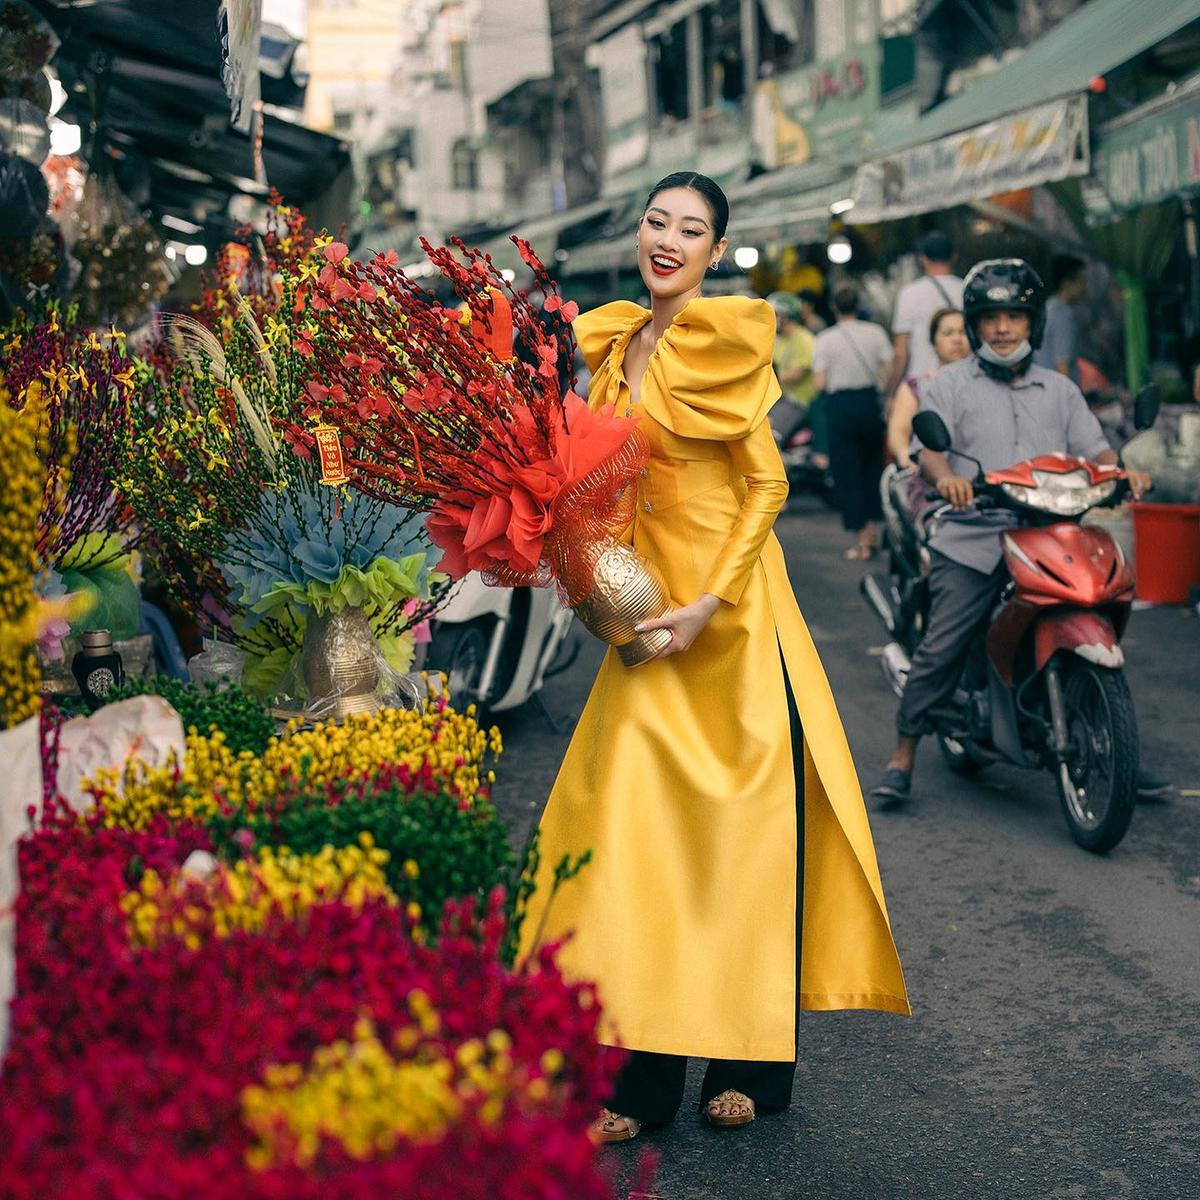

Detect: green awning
866,0,1200,158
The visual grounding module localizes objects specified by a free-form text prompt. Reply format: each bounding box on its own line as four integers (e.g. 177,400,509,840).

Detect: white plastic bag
0,716,43,1065
55,695,185,816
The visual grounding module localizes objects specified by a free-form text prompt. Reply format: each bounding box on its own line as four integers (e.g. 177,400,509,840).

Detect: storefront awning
1084,73,1200,223
476,197,624,272
850,94,1090,224
846,0,1200,223
865,0,1200,159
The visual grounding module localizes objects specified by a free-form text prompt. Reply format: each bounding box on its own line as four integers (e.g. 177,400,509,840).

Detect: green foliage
100,676,275,755
503,827,592,969
208,780,517,925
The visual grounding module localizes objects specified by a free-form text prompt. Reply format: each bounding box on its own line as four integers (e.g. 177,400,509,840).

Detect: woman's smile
650,253,684,277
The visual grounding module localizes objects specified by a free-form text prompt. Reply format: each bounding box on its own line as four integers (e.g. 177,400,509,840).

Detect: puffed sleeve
703,419,790,605
573,301,648,373
642,296,781,440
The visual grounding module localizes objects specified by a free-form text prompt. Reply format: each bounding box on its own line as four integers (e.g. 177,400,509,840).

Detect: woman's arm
635,419,788,657
704,418,789,604
886,380,919,467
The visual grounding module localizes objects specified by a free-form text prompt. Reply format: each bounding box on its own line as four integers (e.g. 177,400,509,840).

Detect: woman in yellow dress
519,172,909,1140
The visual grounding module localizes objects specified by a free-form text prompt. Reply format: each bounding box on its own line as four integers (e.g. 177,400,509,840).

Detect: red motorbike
863,394,1158,853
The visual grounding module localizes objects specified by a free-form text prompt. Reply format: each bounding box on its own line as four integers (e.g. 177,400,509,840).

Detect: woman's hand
635,592,722,659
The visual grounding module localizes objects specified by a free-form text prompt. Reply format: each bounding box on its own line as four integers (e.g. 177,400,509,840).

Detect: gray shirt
813,319,892,392
1032,296,1079,383
918,357,1111,573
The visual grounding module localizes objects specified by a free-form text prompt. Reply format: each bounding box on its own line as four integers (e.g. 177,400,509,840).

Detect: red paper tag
313,423,349,486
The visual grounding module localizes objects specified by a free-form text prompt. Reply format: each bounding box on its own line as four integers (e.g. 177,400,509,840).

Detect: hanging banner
589,23,651,178
851,95,1089,222
219,0,262,134
754,42,880,169
1085,90,1200,222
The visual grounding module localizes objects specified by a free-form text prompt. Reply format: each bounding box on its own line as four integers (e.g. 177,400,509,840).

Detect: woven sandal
590,1107,642,1143
705,1089,756,1128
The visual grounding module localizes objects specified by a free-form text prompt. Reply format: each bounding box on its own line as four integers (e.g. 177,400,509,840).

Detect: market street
492,497,1200,1200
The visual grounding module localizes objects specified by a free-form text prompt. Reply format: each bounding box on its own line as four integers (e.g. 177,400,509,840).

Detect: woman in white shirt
813,283,893,559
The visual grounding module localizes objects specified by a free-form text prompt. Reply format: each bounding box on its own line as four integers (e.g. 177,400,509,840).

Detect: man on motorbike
869,258,1159,804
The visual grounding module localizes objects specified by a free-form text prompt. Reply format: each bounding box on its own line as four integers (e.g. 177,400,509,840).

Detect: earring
710,261,720,271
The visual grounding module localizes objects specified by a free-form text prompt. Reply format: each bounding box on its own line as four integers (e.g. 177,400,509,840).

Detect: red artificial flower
424,395,638,579
542,295,579,322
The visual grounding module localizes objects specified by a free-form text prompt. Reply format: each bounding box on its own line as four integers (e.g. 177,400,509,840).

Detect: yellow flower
121,842,397,949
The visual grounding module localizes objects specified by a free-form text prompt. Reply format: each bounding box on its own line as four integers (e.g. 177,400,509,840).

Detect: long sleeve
703,420,789,605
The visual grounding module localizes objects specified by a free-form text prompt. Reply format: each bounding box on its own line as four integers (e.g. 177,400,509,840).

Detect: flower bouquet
283,236,674,666
116,241,446,712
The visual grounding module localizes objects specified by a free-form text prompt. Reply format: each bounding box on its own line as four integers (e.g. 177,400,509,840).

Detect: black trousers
827,387,885,533
608,663,804,1126
896,552,1007,738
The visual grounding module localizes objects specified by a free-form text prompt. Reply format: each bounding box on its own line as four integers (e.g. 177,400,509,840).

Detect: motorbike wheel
426,619,490,713
938,733,989,776
1053,663,1138,854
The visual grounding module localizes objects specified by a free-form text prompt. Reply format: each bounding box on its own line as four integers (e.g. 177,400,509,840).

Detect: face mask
977,338,1031,367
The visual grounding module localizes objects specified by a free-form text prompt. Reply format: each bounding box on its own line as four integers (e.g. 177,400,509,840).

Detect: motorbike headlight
999,469,1117,516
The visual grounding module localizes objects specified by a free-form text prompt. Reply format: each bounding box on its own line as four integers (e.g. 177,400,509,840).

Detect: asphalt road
490,498,1200,1200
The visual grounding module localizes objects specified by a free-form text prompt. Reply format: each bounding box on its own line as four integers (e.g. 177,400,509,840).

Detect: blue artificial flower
290,537,343,584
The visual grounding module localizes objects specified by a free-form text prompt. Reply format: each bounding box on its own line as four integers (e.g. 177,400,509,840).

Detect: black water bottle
71,629,125,711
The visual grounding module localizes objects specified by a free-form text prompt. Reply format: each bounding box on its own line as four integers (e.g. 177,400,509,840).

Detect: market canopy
868,0,1200,158
848,0,1200,223
29,0,347,243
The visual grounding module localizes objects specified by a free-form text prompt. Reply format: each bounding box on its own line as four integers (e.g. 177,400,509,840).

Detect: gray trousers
896,553,1007,738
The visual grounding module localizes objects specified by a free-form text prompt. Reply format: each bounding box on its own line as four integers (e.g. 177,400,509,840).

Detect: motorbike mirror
912,411,952,453
1133,383,1161,431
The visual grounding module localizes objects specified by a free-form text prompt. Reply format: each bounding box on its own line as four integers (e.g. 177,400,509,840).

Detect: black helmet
961,258,1046,352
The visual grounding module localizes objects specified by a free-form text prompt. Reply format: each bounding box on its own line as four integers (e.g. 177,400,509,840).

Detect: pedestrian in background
1033,254,1085,383
813,282,892,559
797,288,827,334
884,230,964,401
886,307,970,467
767,291,825,462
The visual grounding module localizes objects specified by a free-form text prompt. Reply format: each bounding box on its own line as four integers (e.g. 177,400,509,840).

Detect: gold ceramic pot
572,542,674,667
300,607,381,718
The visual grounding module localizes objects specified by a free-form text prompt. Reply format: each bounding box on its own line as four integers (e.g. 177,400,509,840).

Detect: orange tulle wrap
425,395,647,603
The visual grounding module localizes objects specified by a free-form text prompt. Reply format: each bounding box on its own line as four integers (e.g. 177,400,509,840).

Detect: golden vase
300,607,381,718
571,541,674,667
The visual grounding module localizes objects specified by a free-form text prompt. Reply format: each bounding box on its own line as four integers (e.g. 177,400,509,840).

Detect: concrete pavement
491,498,1200,1200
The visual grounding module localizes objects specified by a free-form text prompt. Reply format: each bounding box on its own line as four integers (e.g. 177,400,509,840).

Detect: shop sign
219,0,262,134
590,24,651,179
851,95,1089,221
754,42,880,169
1087,91,1200,221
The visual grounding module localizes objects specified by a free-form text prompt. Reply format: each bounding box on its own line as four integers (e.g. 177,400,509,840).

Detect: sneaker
870,767,912,804
1136,769,1172,801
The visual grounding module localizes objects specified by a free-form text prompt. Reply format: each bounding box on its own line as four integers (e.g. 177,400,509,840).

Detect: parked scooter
425,574,577,720
773,412,835,507
860,388,1160,853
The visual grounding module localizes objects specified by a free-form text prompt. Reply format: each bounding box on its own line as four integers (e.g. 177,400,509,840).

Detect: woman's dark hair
832,282,859,317
643,172,730,241
928,305,963,343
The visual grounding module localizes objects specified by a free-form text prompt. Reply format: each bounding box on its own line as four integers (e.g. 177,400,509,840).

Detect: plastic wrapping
187,638,246,689
296,612,422,722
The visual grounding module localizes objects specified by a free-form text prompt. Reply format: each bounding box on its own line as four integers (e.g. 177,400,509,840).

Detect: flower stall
0,199,651,1195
